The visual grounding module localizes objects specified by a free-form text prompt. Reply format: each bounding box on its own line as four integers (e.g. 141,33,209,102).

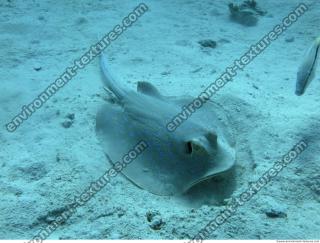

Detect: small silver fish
295,37,320,96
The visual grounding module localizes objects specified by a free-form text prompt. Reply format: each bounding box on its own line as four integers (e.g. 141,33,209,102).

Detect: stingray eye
186,141,193,154
185,141,202,154
185,139,208,156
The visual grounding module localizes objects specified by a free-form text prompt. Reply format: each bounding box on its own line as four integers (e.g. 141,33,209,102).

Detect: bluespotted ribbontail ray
95,53,236,196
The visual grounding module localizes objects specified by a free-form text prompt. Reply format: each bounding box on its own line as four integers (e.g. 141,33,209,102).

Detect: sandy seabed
0,0,319,240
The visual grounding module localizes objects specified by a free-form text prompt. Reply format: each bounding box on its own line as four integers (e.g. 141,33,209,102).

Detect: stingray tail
100,52,126,101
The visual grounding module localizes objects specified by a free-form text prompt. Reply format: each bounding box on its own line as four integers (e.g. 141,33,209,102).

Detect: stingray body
96,54,236,196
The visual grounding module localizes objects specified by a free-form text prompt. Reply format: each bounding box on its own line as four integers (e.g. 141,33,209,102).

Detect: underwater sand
0,0,319,240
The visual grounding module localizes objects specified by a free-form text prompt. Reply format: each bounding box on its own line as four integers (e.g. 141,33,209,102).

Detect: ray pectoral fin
96,105,132,162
